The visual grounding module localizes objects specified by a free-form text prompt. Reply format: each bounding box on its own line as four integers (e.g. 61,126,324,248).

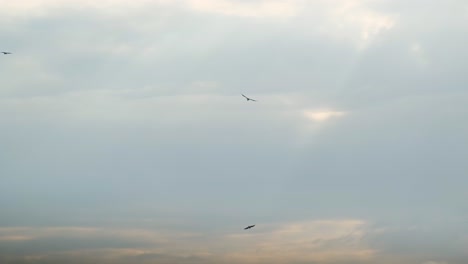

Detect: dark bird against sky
1,52,11,55
242,94,257,102
244,225,255,230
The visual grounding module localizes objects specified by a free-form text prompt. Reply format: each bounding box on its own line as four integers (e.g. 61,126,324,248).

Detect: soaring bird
1,52,11,55
242,94,257,102
244,225,255,230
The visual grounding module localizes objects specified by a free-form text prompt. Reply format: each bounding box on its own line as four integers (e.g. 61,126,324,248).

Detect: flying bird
1,52,11,55
242,94,257,102
244,225,255,230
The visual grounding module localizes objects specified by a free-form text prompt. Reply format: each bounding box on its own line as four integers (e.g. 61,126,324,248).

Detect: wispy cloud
0,220,375,263
186,0,300,18
0,236,34,242
326,0,396,49
223,219,373,263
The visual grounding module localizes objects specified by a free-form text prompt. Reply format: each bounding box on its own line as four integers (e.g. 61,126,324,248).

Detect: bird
244,225,255,230
1,52,12,55
242,94,257,102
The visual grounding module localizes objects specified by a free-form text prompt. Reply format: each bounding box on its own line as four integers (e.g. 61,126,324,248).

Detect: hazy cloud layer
0,220,379,264
1,0,468,263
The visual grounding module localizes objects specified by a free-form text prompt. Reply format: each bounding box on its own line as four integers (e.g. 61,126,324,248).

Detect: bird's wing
242,94,248,99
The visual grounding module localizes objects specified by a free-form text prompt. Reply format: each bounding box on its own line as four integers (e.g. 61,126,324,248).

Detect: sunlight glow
304,110,347,121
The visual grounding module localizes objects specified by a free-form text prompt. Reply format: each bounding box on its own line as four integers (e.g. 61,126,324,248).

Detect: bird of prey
1,52,11,55
242,94,257,102
244,225,255,230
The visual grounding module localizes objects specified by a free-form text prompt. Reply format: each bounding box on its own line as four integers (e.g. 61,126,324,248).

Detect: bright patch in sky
304,110,347,121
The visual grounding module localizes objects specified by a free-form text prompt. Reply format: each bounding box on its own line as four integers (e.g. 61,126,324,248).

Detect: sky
0,0,468,263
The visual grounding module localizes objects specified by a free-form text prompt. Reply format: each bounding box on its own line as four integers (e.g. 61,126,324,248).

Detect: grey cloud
1,0,468,263
368,224,468,264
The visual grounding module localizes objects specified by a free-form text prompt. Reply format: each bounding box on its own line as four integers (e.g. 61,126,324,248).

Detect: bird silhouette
1,52,12,55
242,94,257,102
244,225,255,230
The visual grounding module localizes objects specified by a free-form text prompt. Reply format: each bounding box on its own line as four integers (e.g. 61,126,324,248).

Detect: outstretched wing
242,94,257,101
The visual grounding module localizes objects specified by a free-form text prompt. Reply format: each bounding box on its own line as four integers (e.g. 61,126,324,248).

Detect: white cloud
323,0,397,49
1,0,161,10
186,0,300,18
1,0,299,18
0,0,397,55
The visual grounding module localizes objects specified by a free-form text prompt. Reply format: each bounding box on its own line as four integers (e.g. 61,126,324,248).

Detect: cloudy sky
1,0,468,263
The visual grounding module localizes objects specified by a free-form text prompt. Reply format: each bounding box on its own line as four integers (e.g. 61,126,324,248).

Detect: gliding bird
242,94,257,102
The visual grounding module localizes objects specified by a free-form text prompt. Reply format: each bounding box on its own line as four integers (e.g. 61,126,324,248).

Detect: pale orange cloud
0,219,376,263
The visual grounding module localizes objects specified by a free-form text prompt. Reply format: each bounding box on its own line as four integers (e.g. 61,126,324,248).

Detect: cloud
0,226,197,246
0,236,34,242
223,219,373,263
1,1,468,264
0,220,375,264
186,0,300,18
